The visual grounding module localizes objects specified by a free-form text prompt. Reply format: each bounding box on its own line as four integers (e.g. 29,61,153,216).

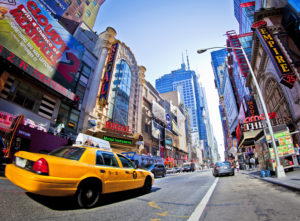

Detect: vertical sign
99,43,118,107
252,21,297,88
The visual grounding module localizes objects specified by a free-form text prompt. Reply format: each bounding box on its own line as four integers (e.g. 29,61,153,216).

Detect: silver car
213,161,235,177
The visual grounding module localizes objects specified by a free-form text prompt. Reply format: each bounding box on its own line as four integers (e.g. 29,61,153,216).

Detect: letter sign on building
99,43,119,107
252,21,297,88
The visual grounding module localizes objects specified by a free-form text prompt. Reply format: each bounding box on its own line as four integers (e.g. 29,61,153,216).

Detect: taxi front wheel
142,177,152,194
76,182,100,208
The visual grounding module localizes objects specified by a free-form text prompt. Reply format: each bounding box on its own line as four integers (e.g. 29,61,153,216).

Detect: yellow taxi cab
5,145,154,208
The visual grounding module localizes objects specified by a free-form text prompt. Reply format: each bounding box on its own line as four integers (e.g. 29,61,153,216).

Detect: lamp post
197,46,286,178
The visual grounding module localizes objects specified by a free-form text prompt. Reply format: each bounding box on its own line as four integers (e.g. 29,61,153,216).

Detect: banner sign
99,43,118,106
252,22,297,88
0,0,84,97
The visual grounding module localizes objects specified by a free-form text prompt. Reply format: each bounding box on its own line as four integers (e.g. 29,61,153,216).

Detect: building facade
38,0,106,34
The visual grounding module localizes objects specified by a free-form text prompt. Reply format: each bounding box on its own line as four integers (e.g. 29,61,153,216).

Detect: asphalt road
1,170,299,221
0,170,215,221
200,172,300,221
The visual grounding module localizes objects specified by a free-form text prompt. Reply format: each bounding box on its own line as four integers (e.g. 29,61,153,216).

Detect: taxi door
117,154,141,190
95,151,123,193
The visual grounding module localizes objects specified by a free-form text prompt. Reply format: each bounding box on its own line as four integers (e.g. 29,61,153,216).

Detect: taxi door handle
100,170,106,173
125,171,130,174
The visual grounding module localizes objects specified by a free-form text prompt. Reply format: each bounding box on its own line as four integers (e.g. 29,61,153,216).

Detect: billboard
223,71,238,133
0,0,84,100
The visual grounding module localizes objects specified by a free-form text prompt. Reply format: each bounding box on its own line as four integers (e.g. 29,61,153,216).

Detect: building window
76,11,82,18
92,0,97,6
65,0,72,5
265,79,291,120
86,9,91,17
76,0,82,5
86,0,90,5
108,59,132,125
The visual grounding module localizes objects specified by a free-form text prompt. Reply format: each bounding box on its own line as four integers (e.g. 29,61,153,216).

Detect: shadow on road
26,187,161,211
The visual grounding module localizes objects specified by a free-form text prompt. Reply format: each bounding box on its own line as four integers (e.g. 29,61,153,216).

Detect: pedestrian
295,144,300,164
245,158,249,170
250,157,255,169
235,161,240,173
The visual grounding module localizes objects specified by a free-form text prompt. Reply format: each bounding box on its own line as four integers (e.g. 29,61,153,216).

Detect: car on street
212,161,235,177
182,162,195,172
144,163,166,178
174,167,182,173
5,145,154,208
166,167,175,174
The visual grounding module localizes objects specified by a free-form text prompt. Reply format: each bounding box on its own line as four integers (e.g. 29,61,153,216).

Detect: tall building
155,61,209,157
234,0,255,34
39,0,106,34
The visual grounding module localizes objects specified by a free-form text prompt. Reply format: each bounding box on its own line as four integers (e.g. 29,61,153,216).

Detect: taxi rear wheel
76,182,100,208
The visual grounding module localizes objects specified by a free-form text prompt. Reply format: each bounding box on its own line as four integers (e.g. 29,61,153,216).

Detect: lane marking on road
187,177,219,221
149,201,162,210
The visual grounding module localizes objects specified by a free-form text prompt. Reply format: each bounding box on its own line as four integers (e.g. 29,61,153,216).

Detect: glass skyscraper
155,62,208,150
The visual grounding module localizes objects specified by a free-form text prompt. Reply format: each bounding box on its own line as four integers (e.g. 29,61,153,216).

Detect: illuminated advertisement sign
104,121,130,134
252,22,297,88
0,0,84,99
99,43,118,106
103,135,133,145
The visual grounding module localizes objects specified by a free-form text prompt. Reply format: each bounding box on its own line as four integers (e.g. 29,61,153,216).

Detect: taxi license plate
16,157,27,168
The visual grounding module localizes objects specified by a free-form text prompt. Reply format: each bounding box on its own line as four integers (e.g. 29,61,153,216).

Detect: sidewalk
240,167,300,191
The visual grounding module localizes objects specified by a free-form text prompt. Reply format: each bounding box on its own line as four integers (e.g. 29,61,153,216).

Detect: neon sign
252,22,297,88
99,43,118,106
104,121,130,134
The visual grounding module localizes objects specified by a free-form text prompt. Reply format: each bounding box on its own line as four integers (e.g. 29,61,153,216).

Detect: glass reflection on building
108,59,132,125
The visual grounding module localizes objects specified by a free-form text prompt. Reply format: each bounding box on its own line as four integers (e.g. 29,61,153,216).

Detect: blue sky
94,0,239,159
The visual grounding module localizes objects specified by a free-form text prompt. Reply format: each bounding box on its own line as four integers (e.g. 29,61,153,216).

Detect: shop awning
238,129,264,148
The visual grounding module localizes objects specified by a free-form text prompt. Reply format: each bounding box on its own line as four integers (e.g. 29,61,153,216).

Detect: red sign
104,121,130,134
243,112,277,123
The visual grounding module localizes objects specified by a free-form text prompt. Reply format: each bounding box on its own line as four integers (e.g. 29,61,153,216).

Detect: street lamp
197,46,286,178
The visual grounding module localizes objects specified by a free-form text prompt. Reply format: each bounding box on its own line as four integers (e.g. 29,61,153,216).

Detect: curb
241,171,300,192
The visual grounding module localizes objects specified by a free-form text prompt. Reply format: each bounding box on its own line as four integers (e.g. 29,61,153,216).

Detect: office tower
155,62,208,151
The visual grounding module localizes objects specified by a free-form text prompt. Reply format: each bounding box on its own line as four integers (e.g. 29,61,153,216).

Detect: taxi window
117,154,135,168
49,146,85,161
96,151,119,167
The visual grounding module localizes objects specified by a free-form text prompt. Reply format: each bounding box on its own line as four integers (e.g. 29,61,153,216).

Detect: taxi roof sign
75,133,111,151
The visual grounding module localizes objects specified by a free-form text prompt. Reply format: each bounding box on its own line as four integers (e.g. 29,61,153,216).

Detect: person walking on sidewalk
250,157,255,169
295,144,300,164
235,161,240,173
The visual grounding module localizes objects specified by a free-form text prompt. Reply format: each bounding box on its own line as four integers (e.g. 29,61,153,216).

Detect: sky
93,0,239,160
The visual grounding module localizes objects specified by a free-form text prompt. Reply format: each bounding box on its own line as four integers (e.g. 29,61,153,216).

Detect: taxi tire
76,182,100,208
142,176,152,194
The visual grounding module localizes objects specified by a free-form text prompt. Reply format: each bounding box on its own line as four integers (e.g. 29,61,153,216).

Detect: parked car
166,167,175,174
175,167,182,173
212,161,235,177
5,145,154,208
144,163,166,178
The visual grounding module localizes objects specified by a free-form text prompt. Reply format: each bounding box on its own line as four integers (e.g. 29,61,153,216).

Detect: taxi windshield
49,146,86,161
